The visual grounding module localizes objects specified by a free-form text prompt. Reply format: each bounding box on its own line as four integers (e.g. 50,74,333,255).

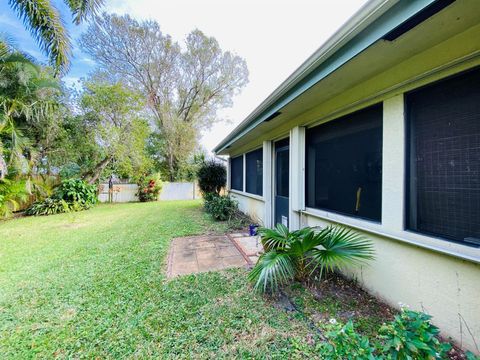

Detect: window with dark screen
305,104,383,221
406,67,480,246
230,155,244,191
246,148,263,196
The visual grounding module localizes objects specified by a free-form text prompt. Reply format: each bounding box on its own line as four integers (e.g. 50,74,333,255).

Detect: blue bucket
249,224,258,236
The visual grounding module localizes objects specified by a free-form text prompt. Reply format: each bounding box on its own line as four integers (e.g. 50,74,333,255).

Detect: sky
0,0,368,153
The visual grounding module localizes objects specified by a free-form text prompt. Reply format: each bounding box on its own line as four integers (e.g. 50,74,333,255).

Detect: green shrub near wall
318,308,467,360
26,179,97,216
204,193,238,221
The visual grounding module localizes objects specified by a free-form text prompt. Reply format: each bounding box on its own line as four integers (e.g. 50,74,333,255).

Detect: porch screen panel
305,104,383,221
406,67,480,245
246,148,263,196
230,155,244,191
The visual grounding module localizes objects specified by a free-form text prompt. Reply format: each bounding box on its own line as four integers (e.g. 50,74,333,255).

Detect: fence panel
98,182,201,203
159,182,201,201
98,184,138,203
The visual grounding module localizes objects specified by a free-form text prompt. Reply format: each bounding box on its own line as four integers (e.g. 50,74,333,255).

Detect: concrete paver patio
228,233,264,264
167,235,249,277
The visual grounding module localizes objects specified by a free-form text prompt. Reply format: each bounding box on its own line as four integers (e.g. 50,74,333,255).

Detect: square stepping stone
167,235,249,278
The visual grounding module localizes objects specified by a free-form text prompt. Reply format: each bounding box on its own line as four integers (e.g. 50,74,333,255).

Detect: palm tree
248,224,375,293
7,0,104,74
0,177,28,217
0,36,61,178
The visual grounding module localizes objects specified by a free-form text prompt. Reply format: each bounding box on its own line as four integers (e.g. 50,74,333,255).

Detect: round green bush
204,193,238,221
197,160,226,195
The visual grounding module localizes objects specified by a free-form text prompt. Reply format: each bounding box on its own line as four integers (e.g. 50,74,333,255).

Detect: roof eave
213,0,400,154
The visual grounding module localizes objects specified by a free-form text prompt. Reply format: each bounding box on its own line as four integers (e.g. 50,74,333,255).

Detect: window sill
302,207,480,264
229,189,265,202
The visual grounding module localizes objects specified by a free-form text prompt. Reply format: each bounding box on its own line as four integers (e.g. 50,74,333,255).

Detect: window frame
305,103,384,223
230,155,244,192
404,67,480,247
245,147,263,196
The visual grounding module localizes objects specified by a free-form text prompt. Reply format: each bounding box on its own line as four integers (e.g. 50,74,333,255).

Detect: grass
0,201,321,359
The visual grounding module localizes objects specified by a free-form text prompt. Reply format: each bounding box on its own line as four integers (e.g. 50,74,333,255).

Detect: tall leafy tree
78,80,152,183
79,14,249,180
6,0,104,73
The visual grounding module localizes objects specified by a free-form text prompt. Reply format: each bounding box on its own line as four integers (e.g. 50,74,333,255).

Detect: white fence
160,182,201,201
98,182,201,203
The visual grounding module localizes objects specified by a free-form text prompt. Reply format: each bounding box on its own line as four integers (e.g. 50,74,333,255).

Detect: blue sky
0,0,95,88
0,0,367,151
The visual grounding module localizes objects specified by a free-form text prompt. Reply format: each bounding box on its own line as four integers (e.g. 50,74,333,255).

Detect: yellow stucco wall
230,192,265,226
226,19,480,353
304,214,480,353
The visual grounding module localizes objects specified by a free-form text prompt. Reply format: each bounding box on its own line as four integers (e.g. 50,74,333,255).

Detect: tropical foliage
137,173,163,202
80,14,249,180
6,0,104,73
318,309,454,360
78,80,152,184
26,178,97,216
0,178,28,218
0,4,248,218
319,320,377,360
204,193,238,221
248,224,375,293
0,37,65,217
379,308,452,359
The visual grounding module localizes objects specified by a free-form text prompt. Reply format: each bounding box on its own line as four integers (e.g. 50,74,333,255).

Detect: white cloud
63,76,81,89
103,0,368,152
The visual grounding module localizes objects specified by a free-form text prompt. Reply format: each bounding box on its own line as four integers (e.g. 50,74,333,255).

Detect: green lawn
0,201,319,359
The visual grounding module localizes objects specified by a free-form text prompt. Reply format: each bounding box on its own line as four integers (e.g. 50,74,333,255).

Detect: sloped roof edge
214,0,439,153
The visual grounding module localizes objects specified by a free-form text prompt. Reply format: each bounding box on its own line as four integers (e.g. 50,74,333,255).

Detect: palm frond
8,0,72,74
289,229,318,256
0,34,16,59
258,223,291,251
63,0,104,24
248,250,295,293
0,52,38,68
0,178,28,217
31,77,61,91
308,226,375,277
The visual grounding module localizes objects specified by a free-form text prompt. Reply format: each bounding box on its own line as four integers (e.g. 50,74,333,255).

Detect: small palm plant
248,224,375,293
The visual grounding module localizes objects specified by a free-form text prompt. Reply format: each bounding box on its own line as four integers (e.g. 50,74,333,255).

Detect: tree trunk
168,153,175,182
0,149,7,180
83,157,111,184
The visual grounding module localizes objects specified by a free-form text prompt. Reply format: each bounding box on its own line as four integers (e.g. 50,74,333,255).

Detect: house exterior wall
225,23,480,353
303,215,480,354
230,192,265,225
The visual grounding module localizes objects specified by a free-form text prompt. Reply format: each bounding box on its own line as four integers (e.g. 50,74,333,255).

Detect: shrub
26,197,77,216
137,173,163,202
55,178,97,207
379,308,451,359
197,159,226,195
248,224,374,293
317,311,454,360
204,193,238,221
26,179,97,216
202,192,218,209
318,320,378,360
0,179,28,218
